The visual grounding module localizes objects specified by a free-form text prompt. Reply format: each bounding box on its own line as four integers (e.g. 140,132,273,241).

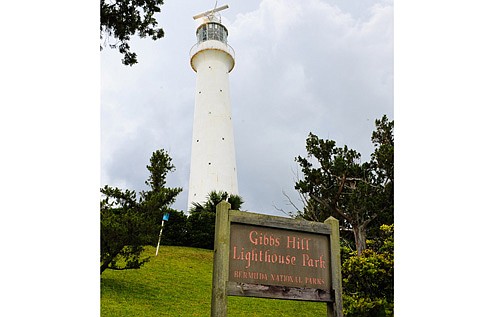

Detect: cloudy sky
101,0,394,215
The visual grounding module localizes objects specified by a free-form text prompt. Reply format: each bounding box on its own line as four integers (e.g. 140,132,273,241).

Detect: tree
294,115,394,255
100,186,150,274
292,116,394,315
187,191,244,249
100,0,165,66
366,115,394,237
140,149,182,244
189,191,244,214
100,149,181,273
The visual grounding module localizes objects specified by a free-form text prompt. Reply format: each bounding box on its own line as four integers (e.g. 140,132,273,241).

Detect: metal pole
155,220,165,256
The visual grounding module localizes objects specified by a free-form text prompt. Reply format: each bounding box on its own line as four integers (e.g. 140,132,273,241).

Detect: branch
332,173,346,205
309,194,352,224
273,204,296,218
108,266,130,271
336,174,382,190
361,212,378,228
284,190,303,213
274,190,306,219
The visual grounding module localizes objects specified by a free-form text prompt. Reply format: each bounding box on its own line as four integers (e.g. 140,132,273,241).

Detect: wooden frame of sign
211,201,343,317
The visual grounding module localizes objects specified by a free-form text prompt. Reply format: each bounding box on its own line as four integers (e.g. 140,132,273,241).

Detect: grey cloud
101,0,393,215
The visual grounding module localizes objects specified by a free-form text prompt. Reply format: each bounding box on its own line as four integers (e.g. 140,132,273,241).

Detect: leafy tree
187,191,244,249
100,186,151,274
140,149,182,244
100,149,181,273
100,0,165,66
366,116,394,238
294,115,394,255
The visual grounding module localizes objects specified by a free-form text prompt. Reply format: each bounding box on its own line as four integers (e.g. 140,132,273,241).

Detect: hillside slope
101,246,326,316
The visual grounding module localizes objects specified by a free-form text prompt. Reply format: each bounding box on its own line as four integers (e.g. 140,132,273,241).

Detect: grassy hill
101,246,327,316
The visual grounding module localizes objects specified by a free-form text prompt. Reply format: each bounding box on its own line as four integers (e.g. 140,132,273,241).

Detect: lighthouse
187,5,238,210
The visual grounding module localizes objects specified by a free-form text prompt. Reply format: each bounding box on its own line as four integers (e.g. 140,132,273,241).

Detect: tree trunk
100,258,112,274
100,251,119,274
352,224,367,256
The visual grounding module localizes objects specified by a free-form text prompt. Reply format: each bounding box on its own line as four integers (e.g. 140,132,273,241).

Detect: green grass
101,246,327,316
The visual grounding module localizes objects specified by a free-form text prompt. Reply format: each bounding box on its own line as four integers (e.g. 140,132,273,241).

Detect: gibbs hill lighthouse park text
187,5,343,317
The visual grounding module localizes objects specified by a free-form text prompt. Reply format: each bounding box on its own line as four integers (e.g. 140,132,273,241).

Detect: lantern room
196,22,228,44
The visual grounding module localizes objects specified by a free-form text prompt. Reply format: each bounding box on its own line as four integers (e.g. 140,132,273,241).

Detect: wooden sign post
211,201,343,316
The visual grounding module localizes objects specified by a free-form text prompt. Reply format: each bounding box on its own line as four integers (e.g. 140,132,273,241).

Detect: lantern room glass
196,22,228,44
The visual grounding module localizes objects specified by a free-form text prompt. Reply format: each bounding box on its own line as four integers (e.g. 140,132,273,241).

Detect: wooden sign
211,201,343,317
229,223,331,289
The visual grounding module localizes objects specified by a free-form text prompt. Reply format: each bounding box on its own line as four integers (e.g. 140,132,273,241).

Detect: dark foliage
161,210,189,246
100,149,181,273
100,186,151,273
140,149,182,244
187,191,244,249
100,0,165,66
294,115,394,255
187,211,216,249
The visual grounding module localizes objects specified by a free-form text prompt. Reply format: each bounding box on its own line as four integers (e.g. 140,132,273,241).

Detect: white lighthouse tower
187,5,238,209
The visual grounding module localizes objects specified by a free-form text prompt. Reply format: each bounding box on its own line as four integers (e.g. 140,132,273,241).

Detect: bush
342,225,394,317
186,211,216,249
161,210,189,246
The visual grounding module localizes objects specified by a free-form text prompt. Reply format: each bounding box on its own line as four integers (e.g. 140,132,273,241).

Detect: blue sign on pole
163,213,170,221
